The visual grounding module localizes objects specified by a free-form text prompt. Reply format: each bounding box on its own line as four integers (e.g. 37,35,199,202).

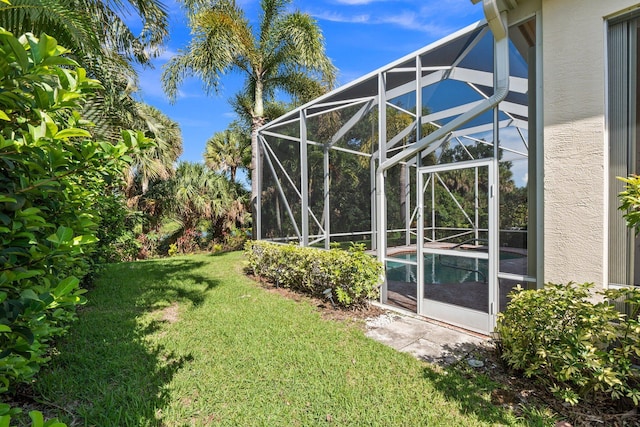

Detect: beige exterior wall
532,0,639,288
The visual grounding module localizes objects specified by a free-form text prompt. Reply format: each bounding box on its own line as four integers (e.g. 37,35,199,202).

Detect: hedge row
244,241,383,308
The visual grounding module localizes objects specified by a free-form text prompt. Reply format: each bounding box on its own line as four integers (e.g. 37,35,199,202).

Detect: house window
609,11,640,287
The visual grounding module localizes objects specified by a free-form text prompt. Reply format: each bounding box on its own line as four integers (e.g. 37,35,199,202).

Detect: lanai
256,12,537,334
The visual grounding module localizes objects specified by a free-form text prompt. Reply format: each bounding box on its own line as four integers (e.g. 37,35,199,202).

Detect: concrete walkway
364,311,491,365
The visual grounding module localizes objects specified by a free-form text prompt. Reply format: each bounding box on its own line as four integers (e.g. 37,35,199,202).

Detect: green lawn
33,252,541,426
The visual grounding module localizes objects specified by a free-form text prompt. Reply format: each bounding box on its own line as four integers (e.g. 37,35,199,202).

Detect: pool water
386,251,524,284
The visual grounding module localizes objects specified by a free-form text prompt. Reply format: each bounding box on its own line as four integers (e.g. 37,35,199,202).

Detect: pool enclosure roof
260,19,530,141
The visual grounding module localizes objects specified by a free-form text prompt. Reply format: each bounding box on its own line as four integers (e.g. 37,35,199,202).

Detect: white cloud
375,11,453,35
332,0,390,4
312,10,371,24
309,2,465,37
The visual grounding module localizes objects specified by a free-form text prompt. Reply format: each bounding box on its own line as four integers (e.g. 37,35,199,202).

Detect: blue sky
134,0,485,164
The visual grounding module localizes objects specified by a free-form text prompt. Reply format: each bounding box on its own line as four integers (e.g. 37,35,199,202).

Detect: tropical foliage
166,162,246,232
0,0,173,157
0,29,144,400
0,0,168,66
125,103,183,206
619,174,640,233
497,283,640,406
0,3,254,423
0,0,250,261
204,123,250,183
162,0,336,236
140,162,249,255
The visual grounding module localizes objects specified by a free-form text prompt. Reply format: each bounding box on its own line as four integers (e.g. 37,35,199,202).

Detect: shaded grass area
33,252,530,426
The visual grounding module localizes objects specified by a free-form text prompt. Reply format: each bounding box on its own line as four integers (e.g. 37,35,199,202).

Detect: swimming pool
386,251,524,284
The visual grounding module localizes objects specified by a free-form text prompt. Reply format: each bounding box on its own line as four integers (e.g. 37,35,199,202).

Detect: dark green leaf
53,276,79,298
1,33,29,70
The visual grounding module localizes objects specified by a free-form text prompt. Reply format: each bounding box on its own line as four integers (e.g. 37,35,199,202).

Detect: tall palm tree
162,0,336,237
204,125,250,183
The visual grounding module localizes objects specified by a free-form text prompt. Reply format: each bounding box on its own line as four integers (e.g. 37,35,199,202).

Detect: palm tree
162,0,336,237
125,103,183,207
204,124,250,183
168,162,247,233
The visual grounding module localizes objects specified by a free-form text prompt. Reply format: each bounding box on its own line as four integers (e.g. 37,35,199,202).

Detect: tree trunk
250,126,259,239
250,118,266,240
251,81,265,239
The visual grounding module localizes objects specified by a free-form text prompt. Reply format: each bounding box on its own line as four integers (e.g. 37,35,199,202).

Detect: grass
31,252,541,426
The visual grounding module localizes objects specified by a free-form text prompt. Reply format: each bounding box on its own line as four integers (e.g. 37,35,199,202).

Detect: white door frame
416,157,498,334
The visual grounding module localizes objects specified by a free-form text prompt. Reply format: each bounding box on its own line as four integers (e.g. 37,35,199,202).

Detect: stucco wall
540,0,639,288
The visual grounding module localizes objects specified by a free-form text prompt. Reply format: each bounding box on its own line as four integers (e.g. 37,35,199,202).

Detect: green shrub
244,240,382,308
175,228,201,254
222,226,248,252
137,231,164,259
168,243,178,257
0,404,65,426
92,193,140,264
619,174,640,233
0,30,143,395
496,282,640,405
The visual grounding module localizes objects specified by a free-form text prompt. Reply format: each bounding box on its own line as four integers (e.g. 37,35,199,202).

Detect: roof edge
259,19,488,131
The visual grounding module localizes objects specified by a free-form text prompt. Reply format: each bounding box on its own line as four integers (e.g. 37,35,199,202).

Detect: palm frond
163,0,257,103
259,0,288,48
0,0,100,55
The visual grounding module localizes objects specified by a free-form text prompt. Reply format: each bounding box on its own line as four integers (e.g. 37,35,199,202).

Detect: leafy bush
92,193,140,264
244,240,383,308
175,228,202,254
619,174,640,233
222,226,248,252
136,231,163,259
496,282,640,405
0,404,65,426
0,30,141,394
201,227,248,255
168,243,178,257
